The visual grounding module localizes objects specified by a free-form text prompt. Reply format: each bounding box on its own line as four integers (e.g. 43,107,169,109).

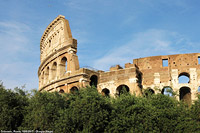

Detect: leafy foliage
20,91,68,131
0,84,28,130
54,86,112,132
1,84,200,132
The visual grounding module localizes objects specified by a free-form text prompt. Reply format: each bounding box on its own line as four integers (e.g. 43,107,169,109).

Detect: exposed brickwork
38,15,200,104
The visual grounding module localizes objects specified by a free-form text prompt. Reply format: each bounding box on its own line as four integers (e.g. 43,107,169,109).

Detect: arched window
116,84,130,96
90,75,98,88
161,86,173,96
70,86,79,93
178,72,190,83
52,62,57,80
61,57,67,74
59,89,64,93
198,86,200,93
101,88,110,97
45,67,49,84
41,71,45,86
144,88,155,97
180,87,191,105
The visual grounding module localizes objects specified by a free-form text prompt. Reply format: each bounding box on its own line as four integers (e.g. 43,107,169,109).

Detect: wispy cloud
0,21,39,90
0,21,30,55
92,29,199,70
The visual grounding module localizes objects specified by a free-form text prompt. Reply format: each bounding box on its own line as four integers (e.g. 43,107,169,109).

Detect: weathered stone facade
38,15,200,104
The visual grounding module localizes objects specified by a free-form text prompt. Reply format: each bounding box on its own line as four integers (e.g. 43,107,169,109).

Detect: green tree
55,86,112,132
0,84,28,130
21,91,68,131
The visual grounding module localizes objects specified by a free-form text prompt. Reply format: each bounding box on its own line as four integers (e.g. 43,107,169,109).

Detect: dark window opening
198,56,200,64
49,40,51,47
61,57,67,73
116,85,130,96
101,88,110,97
162,59,168,67
70,86,78,93
90,75,98,88
144,88,155,97
180,87,191,105
59,89,64,93
52,62,57,80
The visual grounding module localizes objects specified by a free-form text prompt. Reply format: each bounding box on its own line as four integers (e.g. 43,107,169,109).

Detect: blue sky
1,0,200,90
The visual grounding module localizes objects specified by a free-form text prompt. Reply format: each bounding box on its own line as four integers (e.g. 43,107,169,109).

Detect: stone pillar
57,63,65,78
154,73,160,86
67,48,80,73
171,69,179,100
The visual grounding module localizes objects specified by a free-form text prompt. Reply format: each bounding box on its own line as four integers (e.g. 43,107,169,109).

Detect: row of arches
101,84,130,97
145,86,191,104
58,74,98,94
101,85,193,105
40,56,68,86
59,86,79,94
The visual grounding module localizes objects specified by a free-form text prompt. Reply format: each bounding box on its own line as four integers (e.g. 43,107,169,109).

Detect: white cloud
92,29,199,70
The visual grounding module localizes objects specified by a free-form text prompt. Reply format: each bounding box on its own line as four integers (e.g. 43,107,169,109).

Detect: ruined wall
134,53,200,103
38,16,102,94
98,64,142,97
38,15,82,92
38,15,200,104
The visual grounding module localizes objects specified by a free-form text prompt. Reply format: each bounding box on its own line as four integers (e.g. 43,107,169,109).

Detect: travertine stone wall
98,64,142,97
38,15,200,104
133,53,200,103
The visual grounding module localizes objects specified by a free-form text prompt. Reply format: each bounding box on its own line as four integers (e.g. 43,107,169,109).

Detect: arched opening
70,86,79,93
59,89,64,93
101,88,110,97
45,67,49,84
90,75,98,88
144,88,155,97
178,72,190,83
41,71,45,86
61,57,67,74
52,62,57,80
116,84,130,96
180,87,191,105
198,86,200,93
161,86,173,96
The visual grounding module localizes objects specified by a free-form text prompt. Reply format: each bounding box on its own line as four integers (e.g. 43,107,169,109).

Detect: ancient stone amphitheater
38,15,200,104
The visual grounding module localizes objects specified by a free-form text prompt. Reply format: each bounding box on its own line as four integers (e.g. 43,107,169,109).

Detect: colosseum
38,15,200,104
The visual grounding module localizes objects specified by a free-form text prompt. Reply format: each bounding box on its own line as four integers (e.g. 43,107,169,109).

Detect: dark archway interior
90,75,98,88
116,85,130,96
102,88,110,97
59,89,64,93
70,86,78,93
61,57,67,72
144,88,155,97
180,87,191,105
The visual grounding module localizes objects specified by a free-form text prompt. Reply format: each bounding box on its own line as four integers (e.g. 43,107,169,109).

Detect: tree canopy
1,84,200,132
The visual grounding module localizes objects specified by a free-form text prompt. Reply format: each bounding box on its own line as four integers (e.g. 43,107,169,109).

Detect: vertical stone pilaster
154,73,160,86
